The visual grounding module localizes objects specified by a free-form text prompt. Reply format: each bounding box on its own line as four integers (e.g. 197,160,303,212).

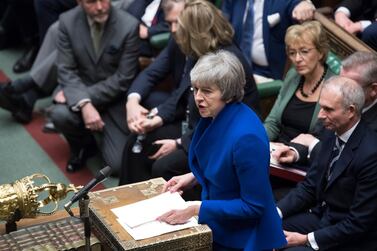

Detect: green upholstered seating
257,51,342,100
149,32,171,50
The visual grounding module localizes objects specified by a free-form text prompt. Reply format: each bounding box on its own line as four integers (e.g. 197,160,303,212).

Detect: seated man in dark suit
48,0,139,175
272,51,377,164
335,0,377,51
277,76,377,250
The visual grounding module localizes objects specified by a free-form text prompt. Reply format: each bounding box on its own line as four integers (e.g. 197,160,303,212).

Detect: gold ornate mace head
0,173,82,222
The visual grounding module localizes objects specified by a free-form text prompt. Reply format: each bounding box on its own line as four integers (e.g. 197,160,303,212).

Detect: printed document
111,192,199,240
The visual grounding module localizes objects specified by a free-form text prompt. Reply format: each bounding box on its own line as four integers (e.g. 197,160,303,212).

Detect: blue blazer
222,0,300,79
189,103,286,250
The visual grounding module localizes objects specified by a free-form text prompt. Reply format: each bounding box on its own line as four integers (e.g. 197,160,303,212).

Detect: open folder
111,192,199,240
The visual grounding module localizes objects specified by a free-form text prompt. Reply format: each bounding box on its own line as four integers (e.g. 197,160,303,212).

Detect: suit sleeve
313,154,377,249
57,18,91,106
156,58,192,123
199,134,272,222
87,19,140,106
127,39,173,100
277,159,318,218
337,0,364,18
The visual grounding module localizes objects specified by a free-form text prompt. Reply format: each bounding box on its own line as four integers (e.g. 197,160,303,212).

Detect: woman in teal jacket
158,50,286,251
264,21,336,144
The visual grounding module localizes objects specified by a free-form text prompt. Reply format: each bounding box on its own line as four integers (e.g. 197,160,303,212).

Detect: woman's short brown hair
174,0,234,58
285,20,329,64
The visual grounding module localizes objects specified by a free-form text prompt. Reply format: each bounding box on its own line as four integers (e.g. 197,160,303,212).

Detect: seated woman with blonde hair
265,20,336,164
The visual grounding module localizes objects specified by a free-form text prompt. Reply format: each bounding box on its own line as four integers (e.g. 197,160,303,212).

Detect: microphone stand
79,194,91,251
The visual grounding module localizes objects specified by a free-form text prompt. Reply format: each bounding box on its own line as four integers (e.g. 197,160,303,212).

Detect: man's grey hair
190,50,245,102
342,51,377,87
161,0,185,13
323,76,365,116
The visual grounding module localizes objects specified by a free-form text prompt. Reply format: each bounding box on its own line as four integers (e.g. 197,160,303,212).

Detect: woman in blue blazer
158,50,286,251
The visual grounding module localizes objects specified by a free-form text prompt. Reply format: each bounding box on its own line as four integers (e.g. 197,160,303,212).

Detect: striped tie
327,137,344,181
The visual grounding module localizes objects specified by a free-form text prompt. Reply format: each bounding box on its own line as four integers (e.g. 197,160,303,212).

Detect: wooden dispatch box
88,178,212,250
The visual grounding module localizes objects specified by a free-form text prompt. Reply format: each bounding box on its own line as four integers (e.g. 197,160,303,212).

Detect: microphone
64,166,112,216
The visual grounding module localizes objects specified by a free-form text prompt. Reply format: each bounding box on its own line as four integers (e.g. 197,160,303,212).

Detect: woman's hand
156,203,200,225
149,139,177,159
162,173,197,194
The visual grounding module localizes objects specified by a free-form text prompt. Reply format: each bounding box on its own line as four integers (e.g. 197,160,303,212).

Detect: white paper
116,217,198,240
111,192,199,240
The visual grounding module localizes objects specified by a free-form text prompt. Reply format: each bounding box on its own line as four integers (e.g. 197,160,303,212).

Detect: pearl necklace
299,65,327,98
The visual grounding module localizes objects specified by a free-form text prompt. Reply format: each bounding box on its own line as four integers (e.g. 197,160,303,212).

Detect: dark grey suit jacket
57,5,139,131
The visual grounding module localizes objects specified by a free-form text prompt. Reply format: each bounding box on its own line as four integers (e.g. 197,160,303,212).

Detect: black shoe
12,46,38,73
42,119,58,133
0,85,33,123
0,25,8,50
66,146,98,173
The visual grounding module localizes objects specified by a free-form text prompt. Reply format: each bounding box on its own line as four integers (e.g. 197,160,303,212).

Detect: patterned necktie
327,137,344,181
240,0,254,62
92,22,102,54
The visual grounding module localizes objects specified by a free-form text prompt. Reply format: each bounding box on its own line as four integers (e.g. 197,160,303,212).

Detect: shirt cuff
127,92,141,102
288,146,300,162
276,207,283,219
308,232,319,250
360,20,372,31
72,99,91,112
335,7,351,17
308,138,320,159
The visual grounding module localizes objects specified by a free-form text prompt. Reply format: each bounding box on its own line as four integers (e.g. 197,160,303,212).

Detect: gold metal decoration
0,173,82,222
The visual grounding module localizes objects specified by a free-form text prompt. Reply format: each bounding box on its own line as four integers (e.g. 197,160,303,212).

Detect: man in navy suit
277,76,377,250
221,0,315,80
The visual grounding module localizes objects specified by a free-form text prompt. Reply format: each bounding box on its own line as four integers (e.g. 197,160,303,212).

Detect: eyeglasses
287,48,316,59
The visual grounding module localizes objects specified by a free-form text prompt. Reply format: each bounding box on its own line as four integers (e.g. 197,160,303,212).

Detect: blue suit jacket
127,38,186,110
278,120,377,250
189,103,286,250
222,0,300,79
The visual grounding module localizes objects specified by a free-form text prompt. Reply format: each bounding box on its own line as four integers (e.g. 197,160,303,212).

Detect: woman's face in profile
287,41,323,76
192,82,226,118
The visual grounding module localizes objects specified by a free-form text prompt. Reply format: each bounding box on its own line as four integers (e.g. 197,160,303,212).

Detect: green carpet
0,47,119,212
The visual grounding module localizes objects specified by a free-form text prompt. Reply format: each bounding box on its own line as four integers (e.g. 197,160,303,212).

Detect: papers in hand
111,192,199,240
270,142,279,165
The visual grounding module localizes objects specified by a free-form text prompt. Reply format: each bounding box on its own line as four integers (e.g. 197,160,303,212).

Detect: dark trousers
119,121,181,185
34,0,77,44
50,104,128,175
280,212,320,251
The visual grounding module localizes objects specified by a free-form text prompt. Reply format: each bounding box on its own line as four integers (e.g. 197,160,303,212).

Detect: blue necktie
240,0,254,63
327,137,344,181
